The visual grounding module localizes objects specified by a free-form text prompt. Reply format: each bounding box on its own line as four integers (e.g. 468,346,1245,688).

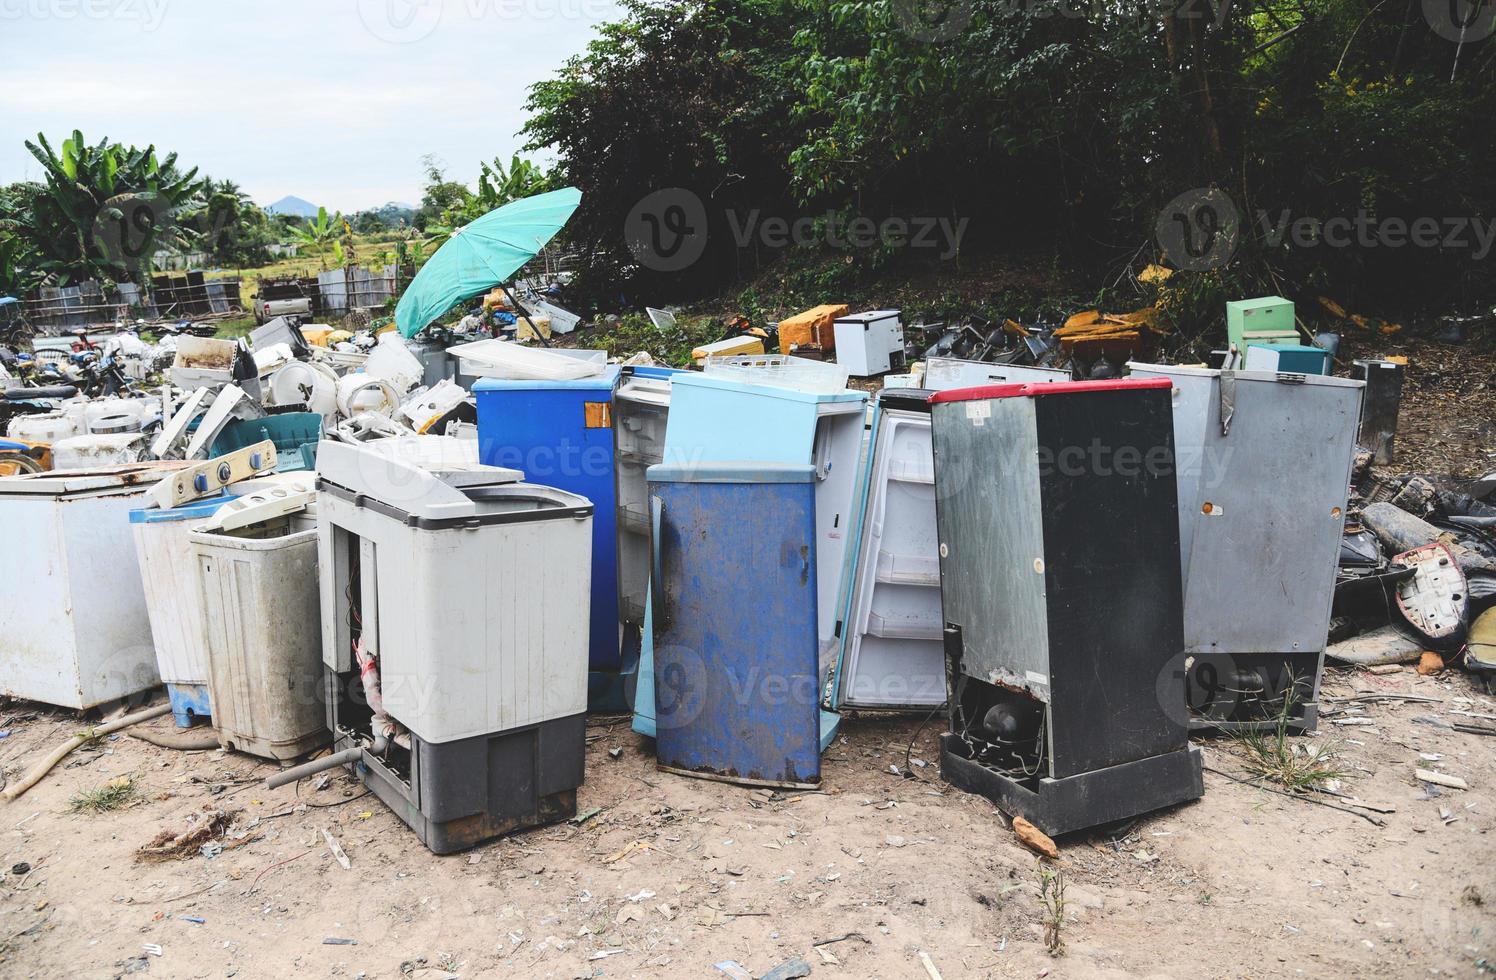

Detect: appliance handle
650,494,666,628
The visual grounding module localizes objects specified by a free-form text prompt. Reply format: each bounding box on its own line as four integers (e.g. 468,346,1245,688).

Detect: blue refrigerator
474,367,627,708
649,462,822,788
632,373,867,745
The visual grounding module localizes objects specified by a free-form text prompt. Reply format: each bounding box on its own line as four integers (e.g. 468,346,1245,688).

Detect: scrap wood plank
1415,770,1468,790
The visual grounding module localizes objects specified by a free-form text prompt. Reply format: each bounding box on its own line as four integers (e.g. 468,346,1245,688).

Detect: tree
288,206,344,265
414,155,473,232
23,129,205,285
523,0,802,300
183,177,278,267
521,0,1496,316
470,155,555,217
0,182,45,296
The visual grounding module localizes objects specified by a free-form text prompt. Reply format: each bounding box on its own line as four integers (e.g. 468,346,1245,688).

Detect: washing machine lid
316,437,523,518
0,461,184,496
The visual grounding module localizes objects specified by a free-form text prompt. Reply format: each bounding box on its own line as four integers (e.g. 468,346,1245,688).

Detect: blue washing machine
649,462,823,788
475,367,626,708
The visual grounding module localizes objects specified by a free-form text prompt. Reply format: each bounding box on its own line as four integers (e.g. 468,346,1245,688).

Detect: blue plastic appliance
649,462,822,788
632,374,867,744
474,367,626,708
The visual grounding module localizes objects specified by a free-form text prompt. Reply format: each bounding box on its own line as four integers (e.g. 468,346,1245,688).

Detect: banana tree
288,206,343,265
22,129,205,284
472,155,554,216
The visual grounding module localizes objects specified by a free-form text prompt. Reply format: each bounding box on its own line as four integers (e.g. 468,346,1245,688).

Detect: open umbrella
395,187,581,338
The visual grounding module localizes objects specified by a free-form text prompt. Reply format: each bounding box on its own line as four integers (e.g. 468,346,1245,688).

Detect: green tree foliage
0,182,44,297
525,0,1496,315
288,205,345,263
21,129,206,285
473,155,556,213
524,0,803,300
182,178,280,267
414,155,474,232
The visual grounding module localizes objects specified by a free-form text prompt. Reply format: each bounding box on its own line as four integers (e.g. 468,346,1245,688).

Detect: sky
0,0,621,213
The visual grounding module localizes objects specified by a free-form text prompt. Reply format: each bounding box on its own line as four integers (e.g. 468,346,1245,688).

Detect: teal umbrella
396,187,582,337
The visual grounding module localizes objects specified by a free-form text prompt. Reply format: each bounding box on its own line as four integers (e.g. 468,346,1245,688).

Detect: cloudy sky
0,0,620,212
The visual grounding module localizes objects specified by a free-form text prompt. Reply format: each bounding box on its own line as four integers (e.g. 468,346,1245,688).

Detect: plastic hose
2,703,171,801
264,746,365,790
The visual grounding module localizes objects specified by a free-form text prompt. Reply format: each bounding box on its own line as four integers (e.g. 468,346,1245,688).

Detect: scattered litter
141,944,163,957
138,808,255,862
569,806,603,826
1415,770,1469,790
322,828,351,870
762,955,813,980
322,937,357,945
715,961,754,980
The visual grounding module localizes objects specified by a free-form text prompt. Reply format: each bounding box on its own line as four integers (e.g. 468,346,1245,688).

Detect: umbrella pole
505,285,551,347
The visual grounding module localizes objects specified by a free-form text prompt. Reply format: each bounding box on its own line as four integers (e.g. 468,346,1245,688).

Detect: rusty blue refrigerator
647,462,823,788
631,373,866,746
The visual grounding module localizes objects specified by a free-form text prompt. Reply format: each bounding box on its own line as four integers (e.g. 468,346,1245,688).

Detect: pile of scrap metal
908,306,1167,379
0,315,500,473
917,314,1063,370
1331,453,1496,675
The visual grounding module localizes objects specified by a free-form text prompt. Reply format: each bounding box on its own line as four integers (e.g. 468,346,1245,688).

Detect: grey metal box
1128,364,1364,730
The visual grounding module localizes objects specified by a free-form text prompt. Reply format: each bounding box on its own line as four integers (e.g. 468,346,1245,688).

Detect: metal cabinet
1129,363,1364,731
831,364,1068,714
930,379,1202,835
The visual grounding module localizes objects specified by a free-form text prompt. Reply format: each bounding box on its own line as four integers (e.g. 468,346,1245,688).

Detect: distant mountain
265,195,320,217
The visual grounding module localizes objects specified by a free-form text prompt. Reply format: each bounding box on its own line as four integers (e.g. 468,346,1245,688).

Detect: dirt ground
0,663,1492,980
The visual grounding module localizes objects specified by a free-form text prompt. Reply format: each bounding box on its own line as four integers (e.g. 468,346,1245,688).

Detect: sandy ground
0,664,1492,980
